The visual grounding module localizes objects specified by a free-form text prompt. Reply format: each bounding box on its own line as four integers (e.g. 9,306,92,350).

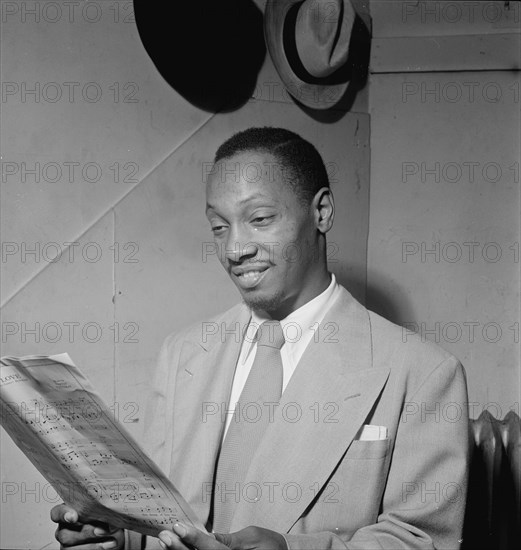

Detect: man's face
205,151,325,318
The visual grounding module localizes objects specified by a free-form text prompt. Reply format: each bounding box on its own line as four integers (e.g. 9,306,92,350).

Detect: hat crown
294,0,355,78
264,0,370,110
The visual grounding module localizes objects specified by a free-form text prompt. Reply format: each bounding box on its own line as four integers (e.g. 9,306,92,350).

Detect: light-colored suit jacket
134,286,469,549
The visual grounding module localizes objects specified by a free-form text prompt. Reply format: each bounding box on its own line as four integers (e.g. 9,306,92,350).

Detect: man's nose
224,228,259,263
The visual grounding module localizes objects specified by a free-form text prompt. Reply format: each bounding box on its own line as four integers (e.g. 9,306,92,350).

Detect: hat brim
264,0,351,110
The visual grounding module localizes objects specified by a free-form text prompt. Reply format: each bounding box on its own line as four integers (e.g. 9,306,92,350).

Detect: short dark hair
213,127,329,204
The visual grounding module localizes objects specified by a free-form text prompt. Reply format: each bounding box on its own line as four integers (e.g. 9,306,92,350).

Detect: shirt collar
249,272,338,340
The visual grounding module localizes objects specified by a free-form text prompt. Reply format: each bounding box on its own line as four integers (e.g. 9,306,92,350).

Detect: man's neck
255,272,333,321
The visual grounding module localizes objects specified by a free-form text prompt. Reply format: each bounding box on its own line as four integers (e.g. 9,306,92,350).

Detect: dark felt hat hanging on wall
133,0,266,112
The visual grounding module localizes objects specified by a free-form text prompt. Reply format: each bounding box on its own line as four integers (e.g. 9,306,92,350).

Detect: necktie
212,320,285,533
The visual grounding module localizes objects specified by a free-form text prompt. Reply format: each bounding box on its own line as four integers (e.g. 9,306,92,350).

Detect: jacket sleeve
284,357,470,550
125,332,184,550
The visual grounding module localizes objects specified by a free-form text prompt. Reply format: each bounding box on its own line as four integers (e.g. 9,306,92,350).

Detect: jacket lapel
230,288,390,532
170,304,251,526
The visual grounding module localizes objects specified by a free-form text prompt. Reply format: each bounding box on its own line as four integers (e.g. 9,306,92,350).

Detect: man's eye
251,216,272,224
211,225,227,234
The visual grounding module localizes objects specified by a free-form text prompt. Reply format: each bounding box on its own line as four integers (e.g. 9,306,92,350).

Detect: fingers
158,528,190,550
51,503,123,549
53,541,119,550
215,526,287,550
55,523,123,549
159,523,225,550
50,503,79,524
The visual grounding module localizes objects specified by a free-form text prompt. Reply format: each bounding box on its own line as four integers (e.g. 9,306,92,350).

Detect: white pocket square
357,424,388,441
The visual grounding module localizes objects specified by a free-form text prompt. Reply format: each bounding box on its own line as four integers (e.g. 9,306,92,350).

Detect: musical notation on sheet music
0,354,206,536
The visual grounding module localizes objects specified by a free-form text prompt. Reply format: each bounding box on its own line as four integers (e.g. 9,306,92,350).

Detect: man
52,128,469,549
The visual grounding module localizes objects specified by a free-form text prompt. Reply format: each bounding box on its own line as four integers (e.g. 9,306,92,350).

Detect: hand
158,523,287,550
50,503,125,549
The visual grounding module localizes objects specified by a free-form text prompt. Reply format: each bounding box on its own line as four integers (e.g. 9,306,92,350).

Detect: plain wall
367,0,520,418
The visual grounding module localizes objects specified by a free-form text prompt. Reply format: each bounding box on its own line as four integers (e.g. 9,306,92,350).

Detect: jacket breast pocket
346,437,390,460
294,438,392,535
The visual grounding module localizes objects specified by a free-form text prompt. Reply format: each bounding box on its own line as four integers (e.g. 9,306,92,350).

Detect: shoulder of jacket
366,308,464,395
161,302,248,350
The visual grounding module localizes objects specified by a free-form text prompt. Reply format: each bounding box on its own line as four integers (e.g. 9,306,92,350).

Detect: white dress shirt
223,273,342,436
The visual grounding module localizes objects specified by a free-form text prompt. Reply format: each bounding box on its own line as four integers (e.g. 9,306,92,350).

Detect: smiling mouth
233,267,269,289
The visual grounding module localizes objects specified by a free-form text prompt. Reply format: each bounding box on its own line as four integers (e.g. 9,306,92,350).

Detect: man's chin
240,289,285,315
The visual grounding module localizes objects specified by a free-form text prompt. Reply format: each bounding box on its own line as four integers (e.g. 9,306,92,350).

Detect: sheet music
0,353,206,537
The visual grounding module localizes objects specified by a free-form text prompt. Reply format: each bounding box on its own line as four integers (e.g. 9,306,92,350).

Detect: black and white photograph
1,1,520,549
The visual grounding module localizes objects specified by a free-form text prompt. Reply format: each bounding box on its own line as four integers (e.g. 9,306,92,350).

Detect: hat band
282,1,352,86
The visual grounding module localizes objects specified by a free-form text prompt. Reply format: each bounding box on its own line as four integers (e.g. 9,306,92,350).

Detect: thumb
213,532,235,547
50,503,78,524
160,523,226,550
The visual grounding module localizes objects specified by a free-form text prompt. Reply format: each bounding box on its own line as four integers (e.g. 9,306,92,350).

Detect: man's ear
312,187,335,234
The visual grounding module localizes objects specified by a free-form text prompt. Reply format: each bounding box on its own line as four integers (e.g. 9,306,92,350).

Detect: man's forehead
210,150,277,182
205,151,300,213
206,149,287,188
205,176,280,207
